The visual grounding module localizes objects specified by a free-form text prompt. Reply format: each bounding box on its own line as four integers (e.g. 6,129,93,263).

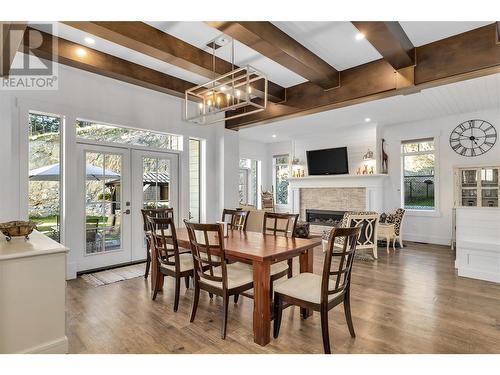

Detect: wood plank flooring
66,242,500,353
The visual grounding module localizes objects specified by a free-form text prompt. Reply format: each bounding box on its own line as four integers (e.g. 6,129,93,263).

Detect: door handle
124,209,131,215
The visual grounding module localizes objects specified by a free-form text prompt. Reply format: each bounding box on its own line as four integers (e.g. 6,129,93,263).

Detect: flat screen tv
306,147,349,175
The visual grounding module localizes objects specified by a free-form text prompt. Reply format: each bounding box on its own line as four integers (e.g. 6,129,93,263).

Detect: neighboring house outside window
273,154,290,206
401,138,436,210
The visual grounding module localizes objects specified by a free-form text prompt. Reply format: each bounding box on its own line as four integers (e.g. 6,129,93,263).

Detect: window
189,139,201,222
239,159,258,206
76,120,182,151
28,112,62,242
402,138,436,210
273,154,290,205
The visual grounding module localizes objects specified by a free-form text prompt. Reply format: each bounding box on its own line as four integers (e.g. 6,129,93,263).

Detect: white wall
0,60,239,278
381,107,500,246
239,108,500,246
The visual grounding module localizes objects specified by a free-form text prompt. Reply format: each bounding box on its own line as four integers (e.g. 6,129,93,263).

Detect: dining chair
263,212,299,280
141,208,174,278
184,220,254,339
148,216,193,312
273,226,361,354
221,209,249,231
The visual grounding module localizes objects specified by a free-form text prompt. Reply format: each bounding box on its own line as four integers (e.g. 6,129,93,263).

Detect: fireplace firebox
305,209,346,226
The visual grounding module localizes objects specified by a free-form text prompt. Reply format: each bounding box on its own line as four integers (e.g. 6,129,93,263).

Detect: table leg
386,235,390,252
252,259,271,346
299,247,314,318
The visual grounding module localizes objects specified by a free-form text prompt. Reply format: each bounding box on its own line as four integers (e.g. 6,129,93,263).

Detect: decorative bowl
0,221,37,241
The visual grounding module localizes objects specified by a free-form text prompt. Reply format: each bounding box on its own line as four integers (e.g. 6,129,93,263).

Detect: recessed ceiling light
84,36,95,45
272,134,277,138
355,32,365,41
364,117,371,122
75,48,87,57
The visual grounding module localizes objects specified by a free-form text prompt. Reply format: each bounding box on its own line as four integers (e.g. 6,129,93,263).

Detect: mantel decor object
0,220,37,241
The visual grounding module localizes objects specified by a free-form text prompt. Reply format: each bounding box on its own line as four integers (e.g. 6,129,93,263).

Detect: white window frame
401,137,440,217
273,154,290,207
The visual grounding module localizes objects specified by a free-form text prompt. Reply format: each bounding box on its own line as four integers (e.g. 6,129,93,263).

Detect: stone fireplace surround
288,174,387,234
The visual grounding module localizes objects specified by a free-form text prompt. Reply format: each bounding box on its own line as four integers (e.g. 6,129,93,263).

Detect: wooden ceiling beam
226,23,500,129
62,21,286,103
23,27,196,99
207,21,340,90
351,21,415,70
1,22,27,76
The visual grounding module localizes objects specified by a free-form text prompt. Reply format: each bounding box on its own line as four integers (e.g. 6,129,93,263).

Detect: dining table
158,228,321,347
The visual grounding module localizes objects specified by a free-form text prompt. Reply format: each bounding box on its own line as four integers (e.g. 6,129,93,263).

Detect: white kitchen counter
455,207,500,283
0,230,68,353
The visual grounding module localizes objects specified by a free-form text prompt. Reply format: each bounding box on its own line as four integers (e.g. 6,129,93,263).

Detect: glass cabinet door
481,167,499,207
461,169,478,187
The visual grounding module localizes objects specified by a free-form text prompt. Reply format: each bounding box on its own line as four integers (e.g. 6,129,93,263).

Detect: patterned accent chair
322,211,379,259
385,208,405,248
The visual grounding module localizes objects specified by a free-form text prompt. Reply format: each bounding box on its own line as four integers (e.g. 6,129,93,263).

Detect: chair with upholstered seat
184,221,254,339
148,216,192,312
273,226,361,354
263,212,299,280
141,208,174,279
221,209,249,231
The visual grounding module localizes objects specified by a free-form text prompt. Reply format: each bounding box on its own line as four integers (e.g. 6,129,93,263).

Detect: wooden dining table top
174,228,321,263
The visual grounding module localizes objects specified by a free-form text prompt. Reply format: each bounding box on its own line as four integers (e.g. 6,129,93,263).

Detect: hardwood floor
66,242,500,354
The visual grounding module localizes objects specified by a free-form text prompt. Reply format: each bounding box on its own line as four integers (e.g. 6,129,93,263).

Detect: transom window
76,120,182,151
402,138,436,210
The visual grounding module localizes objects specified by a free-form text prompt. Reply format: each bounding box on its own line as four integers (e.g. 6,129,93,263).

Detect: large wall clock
449,119,497,157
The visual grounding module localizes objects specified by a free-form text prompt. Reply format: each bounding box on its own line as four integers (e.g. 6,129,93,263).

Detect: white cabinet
0,231,68,353
454,166,499,207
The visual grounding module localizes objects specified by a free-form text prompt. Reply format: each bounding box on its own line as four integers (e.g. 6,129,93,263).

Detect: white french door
76,145,179,272
131,149,179,262
77,144,132,271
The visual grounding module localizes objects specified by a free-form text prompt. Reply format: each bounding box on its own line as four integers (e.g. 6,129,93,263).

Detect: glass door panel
84,151,123,254
131,150,178,263
77,144,131,272
461,169,478,187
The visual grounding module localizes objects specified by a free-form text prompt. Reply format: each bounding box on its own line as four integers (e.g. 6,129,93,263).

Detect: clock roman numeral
470,147,476,157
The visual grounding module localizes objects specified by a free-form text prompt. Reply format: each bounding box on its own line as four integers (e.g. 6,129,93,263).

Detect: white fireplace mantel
289,174,388,214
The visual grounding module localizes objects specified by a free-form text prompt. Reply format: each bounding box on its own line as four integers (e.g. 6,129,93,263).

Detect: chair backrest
141,208,174,231
148,216,181,272
336,211,378,246
184,221,228,290
389,208,405,236
221,209,249,231
262,212,299,238
261,186,274,211
322,226,361,304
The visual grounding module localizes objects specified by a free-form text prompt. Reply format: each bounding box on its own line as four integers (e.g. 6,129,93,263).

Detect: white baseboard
403,232,451,246
20,336,68,354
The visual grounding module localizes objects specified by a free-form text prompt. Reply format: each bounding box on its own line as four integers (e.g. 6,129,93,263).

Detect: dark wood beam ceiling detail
207,21,340,90
23,27,196,98
415,22,500,84
351,21,415,70
226,23,500,129
1,22,27,76
62,21,286,103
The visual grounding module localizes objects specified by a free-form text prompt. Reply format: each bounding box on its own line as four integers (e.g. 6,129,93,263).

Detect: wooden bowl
0,221,37,241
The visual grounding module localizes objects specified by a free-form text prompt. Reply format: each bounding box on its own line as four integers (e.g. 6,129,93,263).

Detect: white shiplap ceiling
272,21,382,70
238,73,500,142
400,21,492,46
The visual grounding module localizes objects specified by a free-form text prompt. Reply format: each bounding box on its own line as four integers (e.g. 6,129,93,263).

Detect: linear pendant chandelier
184,35,268,125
